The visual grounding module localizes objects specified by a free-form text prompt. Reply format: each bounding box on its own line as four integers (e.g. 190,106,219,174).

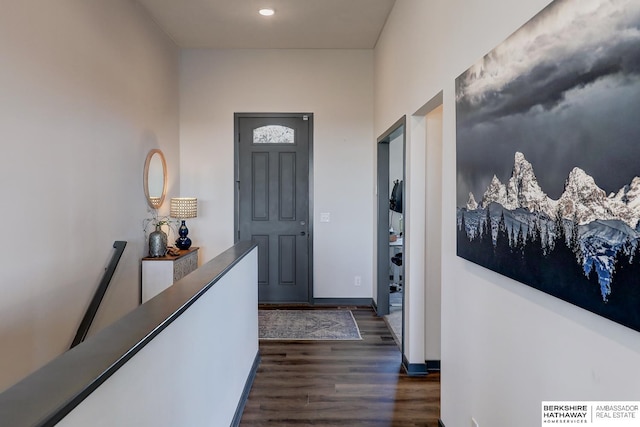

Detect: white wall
425,106,443,362
57,248,258,427
376,1,640,426
179,49,374,299
0,1,179,391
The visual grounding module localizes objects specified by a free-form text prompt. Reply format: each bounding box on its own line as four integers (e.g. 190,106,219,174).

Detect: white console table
141,247,199,303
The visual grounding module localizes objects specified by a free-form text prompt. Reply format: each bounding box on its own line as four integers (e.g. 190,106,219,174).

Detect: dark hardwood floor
239,307,440,426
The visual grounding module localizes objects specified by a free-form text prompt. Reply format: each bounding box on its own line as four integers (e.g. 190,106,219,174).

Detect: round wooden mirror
143,149,167,209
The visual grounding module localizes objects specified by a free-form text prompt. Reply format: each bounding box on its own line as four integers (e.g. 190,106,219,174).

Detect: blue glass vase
175,220,192,250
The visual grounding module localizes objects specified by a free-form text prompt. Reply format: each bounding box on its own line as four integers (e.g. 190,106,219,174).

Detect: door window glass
253,125,295,144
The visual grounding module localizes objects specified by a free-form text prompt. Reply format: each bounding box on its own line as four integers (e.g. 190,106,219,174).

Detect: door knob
300,231,306,236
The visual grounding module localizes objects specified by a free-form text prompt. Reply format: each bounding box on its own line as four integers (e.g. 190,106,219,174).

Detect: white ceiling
135,0,396,49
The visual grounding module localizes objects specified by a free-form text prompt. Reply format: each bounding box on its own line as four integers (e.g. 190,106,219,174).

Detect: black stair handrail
70,241,127,349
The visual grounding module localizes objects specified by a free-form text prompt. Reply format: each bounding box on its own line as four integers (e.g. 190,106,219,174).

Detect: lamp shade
170,198,197,219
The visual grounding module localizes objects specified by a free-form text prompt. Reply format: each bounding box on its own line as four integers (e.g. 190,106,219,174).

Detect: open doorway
376,117,405,349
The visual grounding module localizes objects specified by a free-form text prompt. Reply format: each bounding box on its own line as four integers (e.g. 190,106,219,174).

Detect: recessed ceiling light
259,8,275,16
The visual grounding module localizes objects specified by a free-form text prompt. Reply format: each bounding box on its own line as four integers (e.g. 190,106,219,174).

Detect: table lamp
170,197,197,250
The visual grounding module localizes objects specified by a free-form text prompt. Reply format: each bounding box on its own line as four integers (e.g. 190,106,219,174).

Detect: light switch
320,212,331,223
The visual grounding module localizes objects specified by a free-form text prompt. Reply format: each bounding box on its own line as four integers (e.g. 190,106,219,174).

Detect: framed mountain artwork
455,0,640,332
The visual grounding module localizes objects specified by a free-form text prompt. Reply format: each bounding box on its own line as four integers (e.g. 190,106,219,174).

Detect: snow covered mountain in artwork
458,152,640,301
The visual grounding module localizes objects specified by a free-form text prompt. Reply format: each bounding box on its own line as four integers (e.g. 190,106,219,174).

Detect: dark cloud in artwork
456,0,640,206
457,30,640,128
457,76,640,203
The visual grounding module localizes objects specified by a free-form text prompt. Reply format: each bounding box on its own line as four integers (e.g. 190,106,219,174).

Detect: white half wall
179,49,374,299
376,1,640,426
57,248,258,427
0,1,179,391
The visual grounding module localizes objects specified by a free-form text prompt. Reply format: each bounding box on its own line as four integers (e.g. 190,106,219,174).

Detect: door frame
376,116,405,317
233,112,314,303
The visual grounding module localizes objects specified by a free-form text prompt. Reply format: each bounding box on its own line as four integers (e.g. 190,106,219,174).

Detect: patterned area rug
258,310,362,340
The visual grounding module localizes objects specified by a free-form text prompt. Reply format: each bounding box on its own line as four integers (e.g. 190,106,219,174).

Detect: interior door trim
377,115,406,316
234,112,314,303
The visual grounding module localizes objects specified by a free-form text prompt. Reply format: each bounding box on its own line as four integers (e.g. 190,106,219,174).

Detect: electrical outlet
354,276,362,287
471,417,479,427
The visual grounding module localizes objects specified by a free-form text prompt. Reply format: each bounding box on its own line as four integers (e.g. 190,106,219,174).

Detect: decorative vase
149,224,168,257
175,220,192,250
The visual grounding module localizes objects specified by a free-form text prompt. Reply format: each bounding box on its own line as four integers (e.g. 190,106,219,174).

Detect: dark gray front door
236,113,312,303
